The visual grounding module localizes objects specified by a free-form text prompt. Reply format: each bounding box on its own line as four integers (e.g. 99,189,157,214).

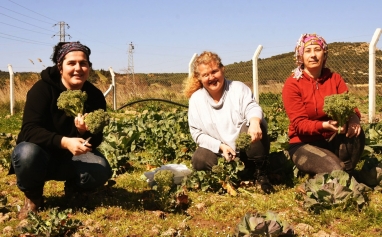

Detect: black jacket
9,66,106,173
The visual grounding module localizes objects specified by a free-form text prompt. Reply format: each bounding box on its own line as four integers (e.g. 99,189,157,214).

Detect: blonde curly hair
183,51,225,98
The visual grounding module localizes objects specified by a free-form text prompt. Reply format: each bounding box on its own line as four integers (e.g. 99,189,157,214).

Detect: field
0,75,382,236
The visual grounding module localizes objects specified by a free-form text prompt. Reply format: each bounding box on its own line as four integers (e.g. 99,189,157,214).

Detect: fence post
369,28,382,123
109,67,116,111
252,45,263,103
188,53,197,78
7,64,14,115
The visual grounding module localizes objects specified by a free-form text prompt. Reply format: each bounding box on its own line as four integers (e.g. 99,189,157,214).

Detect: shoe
64,182,90,208
18,195,42,220
256,173,275,194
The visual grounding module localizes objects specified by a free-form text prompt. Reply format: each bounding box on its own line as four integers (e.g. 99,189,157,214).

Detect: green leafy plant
149,170,188,212
19,208,82,236
263,97,289,152
357,156,382,190
236,133,251,151
300,170,371,213
57,90,88,117
84,109,110,134
323,93,357,134
98,117,140,176
235,211,294,237
184,158,245,195
0,132,16,169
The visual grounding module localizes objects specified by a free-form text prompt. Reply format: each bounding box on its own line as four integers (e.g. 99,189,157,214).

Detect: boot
64,181,89,208
18,191,43,220
253,157,275,194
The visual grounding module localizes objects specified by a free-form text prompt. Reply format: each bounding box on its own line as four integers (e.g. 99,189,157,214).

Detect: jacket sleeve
20,82,64,149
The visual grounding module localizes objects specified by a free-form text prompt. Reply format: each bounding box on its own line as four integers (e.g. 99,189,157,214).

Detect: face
198,61,224,98
303,44,326,71
60,51,90,90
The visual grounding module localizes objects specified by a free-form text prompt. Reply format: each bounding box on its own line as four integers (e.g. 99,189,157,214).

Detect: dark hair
51,41,92,67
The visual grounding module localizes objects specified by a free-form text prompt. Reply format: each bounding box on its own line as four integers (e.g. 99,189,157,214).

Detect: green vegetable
84,109,110,134
301,170,371,213
236,132,252,151
154,170,175,188
235,211,294,236
323,93,357,134
57,90,88,117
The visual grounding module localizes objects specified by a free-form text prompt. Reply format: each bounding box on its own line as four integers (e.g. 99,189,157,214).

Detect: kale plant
183,158,245,195
300,170,371,213
236,132,251,151
323,93,357,134
150,170,188,212
235,211,294,237
84,109,110,134
57,90,88,117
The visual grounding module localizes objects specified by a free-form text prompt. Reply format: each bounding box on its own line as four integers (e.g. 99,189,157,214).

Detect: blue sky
1,0,381,73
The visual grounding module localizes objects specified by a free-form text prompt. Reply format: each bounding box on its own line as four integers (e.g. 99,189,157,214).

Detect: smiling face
303,44,326,73
60,51,90,90
197,61,225,100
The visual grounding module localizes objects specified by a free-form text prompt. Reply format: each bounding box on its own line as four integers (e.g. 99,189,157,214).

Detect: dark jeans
192,123,270,171
289,130,365,175
11,142,112,193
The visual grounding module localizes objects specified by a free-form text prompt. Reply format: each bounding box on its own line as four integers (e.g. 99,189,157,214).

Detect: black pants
288,130,365,175
192,123,270,171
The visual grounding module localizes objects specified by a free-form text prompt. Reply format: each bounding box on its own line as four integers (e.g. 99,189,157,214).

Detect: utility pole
52,21,71,42
127,42,135,86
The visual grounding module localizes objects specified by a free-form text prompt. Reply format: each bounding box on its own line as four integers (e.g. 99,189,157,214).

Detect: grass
1,164,382,236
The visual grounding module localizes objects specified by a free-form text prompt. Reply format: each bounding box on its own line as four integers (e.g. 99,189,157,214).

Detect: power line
0,22,52,35
0,12,55,32
7,0,58,22
0,34,51,46
0,5,54,24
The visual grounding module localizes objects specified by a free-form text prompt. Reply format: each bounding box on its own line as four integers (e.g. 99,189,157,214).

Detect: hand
248,117,262,142
219,143,236,161
323,120,345,133
74,113,88,135
61,137,92,155
346,114,361,138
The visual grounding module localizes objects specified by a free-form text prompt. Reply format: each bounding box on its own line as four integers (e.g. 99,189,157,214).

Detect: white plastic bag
143,164,192,185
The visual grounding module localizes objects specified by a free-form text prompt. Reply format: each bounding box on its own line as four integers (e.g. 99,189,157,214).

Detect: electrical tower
52,21,71,42
127,42,135,86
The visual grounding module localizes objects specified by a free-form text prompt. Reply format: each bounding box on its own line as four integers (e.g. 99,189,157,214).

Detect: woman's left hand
346,114,361,138
248,117,262,142
74,113,87,135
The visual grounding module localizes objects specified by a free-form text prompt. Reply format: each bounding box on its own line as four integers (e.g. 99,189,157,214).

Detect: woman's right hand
219,143,236,161
61,137,92,155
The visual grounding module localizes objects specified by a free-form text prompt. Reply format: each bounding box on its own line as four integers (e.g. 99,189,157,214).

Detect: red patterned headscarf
56,42,90,65
293,33,328,79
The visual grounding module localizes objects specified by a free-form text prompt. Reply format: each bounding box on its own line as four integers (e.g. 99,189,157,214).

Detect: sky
1,0,382,74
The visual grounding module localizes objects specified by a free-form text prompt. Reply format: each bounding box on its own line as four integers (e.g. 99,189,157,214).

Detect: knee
191,148,217,171
12,142,48,167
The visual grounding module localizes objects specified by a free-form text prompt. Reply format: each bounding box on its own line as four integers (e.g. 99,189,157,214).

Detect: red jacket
282,68,360,144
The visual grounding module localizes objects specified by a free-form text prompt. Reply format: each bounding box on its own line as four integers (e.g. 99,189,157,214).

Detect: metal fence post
188,53,197,78
7,64,14,115
109,67,116,111
252,45,263,103
369,28,382,123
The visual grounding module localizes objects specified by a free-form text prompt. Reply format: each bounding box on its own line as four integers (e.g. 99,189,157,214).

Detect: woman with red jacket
282,33,365,175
